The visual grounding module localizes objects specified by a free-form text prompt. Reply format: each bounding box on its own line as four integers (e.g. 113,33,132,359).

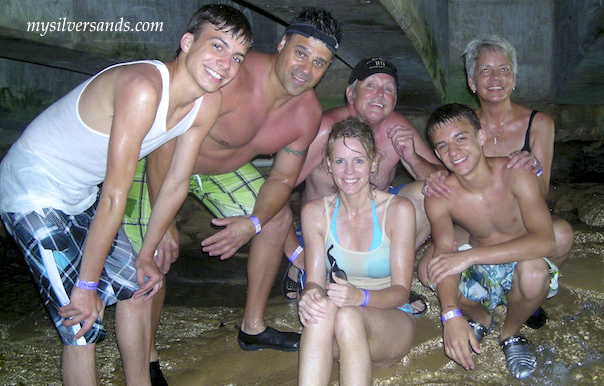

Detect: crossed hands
201,215,257,259
298,274,360,326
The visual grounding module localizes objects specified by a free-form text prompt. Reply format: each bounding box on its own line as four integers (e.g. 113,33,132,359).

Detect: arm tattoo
283,146,308,157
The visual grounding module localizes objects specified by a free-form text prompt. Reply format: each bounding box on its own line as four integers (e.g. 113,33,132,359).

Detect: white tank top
0,60,203,214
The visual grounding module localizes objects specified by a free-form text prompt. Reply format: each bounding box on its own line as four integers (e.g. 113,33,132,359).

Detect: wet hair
176,4,253,56
463,35,517,82
426,103,481,147
284,7,342,49
324,117,380,194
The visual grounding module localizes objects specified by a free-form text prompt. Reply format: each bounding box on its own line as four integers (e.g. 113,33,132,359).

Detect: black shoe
524,307,547,329
409,291,428,318
238,326,300,352
150,361,168,386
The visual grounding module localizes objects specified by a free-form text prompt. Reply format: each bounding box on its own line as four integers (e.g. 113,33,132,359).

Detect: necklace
493,126,504,144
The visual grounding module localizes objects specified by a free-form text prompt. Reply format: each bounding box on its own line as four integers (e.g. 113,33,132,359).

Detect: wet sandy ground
1,184,604,385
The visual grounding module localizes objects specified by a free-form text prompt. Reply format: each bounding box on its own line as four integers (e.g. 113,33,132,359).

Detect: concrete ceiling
1,0,603,117
234,0,442,111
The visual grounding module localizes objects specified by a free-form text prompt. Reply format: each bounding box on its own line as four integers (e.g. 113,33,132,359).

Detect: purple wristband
288,245,303,263
75,279,98,291
360,289,369,307
249,216,261,234
536,166,543,177
441,308,462,323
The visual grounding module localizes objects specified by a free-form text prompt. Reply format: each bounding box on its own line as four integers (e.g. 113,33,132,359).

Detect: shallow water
1,187,603,385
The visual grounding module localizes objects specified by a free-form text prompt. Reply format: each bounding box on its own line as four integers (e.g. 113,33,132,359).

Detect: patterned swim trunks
2,204,139,345
457,244,559,310
123,158,265,250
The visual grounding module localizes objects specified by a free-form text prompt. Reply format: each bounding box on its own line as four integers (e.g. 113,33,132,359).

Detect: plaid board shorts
457,244,559,310
2,205,139,345
123,158,265,246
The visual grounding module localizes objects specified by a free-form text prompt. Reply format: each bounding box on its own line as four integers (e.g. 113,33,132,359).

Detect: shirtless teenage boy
0,5,252,385
124,8,341,353
419,103,558,379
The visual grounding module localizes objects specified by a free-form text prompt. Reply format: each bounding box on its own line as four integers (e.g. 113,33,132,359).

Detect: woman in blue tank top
297,117,417,386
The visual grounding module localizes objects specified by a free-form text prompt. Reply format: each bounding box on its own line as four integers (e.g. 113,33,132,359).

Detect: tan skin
53,25,249,386
147,32,334,337
424,48,553,197
424,120,555,372
297,139,416,386
282,73,443,289
421,47,571,277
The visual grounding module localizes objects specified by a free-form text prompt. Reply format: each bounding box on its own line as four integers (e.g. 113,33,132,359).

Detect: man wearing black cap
280,57,444,312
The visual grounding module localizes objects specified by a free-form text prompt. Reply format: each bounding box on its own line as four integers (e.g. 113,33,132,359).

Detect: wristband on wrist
360,289,369,307
249,216,261,234
536,166,543,177
75,279,98,291
288,245,303,263
441,308,462,323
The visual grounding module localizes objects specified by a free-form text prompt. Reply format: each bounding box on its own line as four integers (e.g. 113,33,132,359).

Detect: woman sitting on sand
297,117,416,386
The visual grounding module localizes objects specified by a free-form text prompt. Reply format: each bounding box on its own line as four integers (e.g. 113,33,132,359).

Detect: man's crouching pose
417,103,559,379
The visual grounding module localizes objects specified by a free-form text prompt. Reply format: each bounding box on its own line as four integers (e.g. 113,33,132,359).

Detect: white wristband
249,216,261,234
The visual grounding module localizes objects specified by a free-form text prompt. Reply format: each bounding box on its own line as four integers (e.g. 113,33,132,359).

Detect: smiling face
431,118,486,176
347,73,397,125
273,33,333,97
468,48,516,103
327,138,377,196
181,24,250,93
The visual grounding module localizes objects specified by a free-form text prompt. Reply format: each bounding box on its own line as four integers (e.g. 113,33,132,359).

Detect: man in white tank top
0,5,252,385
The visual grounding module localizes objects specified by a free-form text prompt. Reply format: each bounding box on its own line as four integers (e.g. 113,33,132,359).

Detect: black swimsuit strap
521,110,539,152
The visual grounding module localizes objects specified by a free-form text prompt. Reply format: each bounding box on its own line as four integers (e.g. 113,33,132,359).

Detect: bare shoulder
85,62,163,101
513,103,554,129
291,90,323,119
301,195,331,220
379,191,413,214
320,106,349,132
113,62,163,92
503,158,539,182
531,110,555,134
386,111,416,128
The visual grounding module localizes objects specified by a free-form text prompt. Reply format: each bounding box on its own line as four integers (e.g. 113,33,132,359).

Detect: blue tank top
324,196,393,290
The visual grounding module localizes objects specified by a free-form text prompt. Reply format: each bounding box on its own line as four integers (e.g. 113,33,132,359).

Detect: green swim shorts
122,158,265,251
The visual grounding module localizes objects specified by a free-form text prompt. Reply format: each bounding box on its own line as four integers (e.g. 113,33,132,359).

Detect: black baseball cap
348,57,399,87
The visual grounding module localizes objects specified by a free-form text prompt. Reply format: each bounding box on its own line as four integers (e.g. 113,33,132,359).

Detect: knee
553,218,574,261
334,307,364,342
515,260,549,299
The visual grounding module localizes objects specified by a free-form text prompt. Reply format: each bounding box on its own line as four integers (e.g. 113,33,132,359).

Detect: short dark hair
426,103,481,147
176,4,253,56
286,7,342,47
